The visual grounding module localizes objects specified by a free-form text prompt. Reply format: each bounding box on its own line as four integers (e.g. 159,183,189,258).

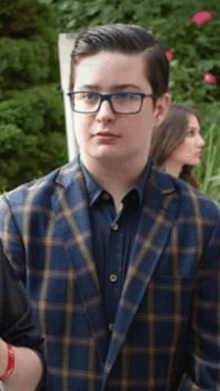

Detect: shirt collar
80,155,153,207
81,159,103,206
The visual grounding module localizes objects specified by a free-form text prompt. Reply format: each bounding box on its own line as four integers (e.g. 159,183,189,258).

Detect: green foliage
0,84,65,134
192,103,220,202
0,0,57,39
0,128,67,192
0,84,67,191
0,38,51,90
0,0,67,192
0,0,59,94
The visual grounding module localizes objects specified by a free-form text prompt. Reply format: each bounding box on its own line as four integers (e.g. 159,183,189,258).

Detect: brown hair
151,104,201,189
69,24,169,104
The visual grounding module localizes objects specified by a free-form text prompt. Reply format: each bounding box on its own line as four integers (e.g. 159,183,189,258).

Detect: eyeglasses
67,91,154,114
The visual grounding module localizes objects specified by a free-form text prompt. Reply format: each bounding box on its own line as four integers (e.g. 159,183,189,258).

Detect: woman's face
167,114,205,169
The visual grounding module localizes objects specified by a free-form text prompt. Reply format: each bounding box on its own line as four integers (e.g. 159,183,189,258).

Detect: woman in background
151,104,205,189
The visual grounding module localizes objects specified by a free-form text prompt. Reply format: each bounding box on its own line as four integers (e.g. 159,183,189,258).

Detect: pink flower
201,72,217,84
165,50,175,61
191,11,214,26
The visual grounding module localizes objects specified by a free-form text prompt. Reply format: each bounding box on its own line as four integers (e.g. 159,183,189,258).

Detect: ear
153,93,171,127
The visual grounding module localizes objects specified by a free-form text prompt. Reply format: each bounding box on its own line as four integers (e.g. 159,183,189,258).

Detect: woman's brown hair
151,104,201,189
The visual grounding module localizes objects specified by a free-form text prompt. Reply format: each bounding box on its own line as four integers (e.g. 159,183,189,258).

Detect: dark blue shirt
81,157,152,330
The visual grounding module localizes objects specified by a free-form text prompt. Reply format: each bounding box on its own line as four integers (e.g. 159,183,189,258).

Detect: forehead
73,51,151,91
187,113,200,129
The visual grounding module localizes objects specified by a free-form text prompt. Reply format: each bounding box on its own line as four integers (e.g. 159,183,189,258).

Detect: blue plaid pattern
0,156,220,390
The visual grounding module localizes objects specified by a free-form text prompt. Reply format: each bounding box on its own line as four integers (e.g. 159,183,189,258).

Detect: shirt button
102,192,110,201
111,223,119,231
109,274,117,283
108,323,114,332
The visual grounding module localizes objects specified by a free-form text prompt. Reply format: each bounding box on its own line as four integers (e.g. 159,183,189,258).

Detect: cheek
174,140,191,157
135,111,155,139
168,144,187,162
180,140,193,155
176,145,187,156
127,118,152,145
74,116,91,141
175,141,199,165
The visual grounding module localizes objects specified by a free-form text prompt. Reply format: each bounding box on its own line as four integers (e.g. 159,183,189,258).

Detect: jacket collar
80,155,154,208
54,155,176,195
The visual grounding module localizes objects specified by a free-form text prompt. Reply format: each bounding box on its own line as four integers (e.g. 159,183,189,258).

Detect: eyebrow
77,84,143,91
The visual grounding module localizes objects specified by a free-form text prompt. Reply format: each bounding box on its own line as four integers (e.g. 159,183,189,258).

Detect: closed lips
95,132,119,137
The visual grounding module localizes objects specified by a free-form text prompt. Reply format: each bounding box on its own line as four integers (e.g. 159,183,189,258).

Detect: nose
197,134,205,147
96,100,115,121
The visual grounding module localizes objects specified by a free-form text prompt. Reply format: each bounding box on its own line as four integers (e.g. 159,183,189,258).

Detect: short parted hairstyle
69,24,169,103
151,104,201,189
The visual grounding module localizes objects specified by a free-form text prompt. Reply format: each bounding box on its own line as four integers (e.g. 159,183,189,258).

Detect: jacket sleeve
0,241,44,352
0,193,28,285
0,194,47,390
178,207,220,390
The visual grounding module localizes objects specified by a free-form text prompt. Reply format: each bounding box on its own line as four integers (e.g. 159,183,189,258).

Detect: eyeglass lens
72,92,143,113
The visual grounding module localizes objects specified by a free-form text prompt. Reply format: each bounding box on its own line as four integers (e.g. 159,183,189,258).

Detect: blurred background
0,0,219,201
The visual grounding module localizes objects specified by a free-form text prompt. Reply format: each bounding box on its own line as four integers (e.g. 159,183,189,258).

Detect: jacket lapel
103,168,179,379
51,158,106,354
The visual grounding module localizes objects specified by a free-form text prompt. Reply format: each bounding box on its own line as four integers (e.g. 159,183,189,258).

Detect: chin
191,159,201,166
92,146,127,158
90,151,123,162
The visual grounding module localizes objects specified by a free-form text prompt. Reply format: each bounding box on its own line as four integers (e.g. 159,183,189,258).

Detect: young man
0,24,220,390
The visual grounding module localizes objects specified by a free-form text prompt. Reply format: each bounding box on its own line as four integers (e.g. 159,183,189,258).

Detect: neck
163,160,183,177
80,153,148,201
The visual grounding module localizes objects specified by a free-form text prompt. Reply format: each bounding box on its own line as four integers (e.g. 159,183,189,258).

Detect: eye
186,129,196,137
79,92,100,102
114,93,139,102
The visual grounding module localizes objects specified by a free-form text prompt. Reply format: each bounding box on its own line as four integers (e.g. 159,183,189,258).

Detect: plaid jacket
0,157,220,391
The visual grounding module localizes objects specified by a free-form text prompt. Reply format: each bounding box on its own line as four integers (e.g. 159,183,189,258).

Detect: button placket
111,222,119,231
102,192,110,201
108,323,114,332
109,274,118,283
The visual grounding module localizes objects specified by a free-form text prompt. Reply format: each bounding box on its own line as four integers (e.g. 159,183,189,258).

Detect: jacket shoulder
0,158,80,209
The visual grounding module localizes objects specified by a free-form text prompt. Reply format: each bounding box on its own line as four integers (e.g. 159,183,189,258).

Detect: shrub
0,0,67,192
0,38,52,90
0,84,65,134
192,102,220,202
0,0,59,94
0,83,68,192
0,123,67,191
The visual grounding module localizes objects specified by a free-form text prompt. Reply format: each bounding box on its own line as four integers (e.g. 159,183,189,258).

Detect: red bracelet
0,344,15,382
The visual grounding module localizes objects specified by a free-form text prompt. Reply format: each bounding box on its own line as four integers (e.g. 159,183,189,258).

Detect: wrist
0,342,15,383
0,340,7,376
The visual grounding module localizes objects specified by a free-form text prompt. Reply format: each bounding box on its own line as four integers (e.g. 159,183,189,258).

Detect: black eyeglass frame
67,91,155,114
